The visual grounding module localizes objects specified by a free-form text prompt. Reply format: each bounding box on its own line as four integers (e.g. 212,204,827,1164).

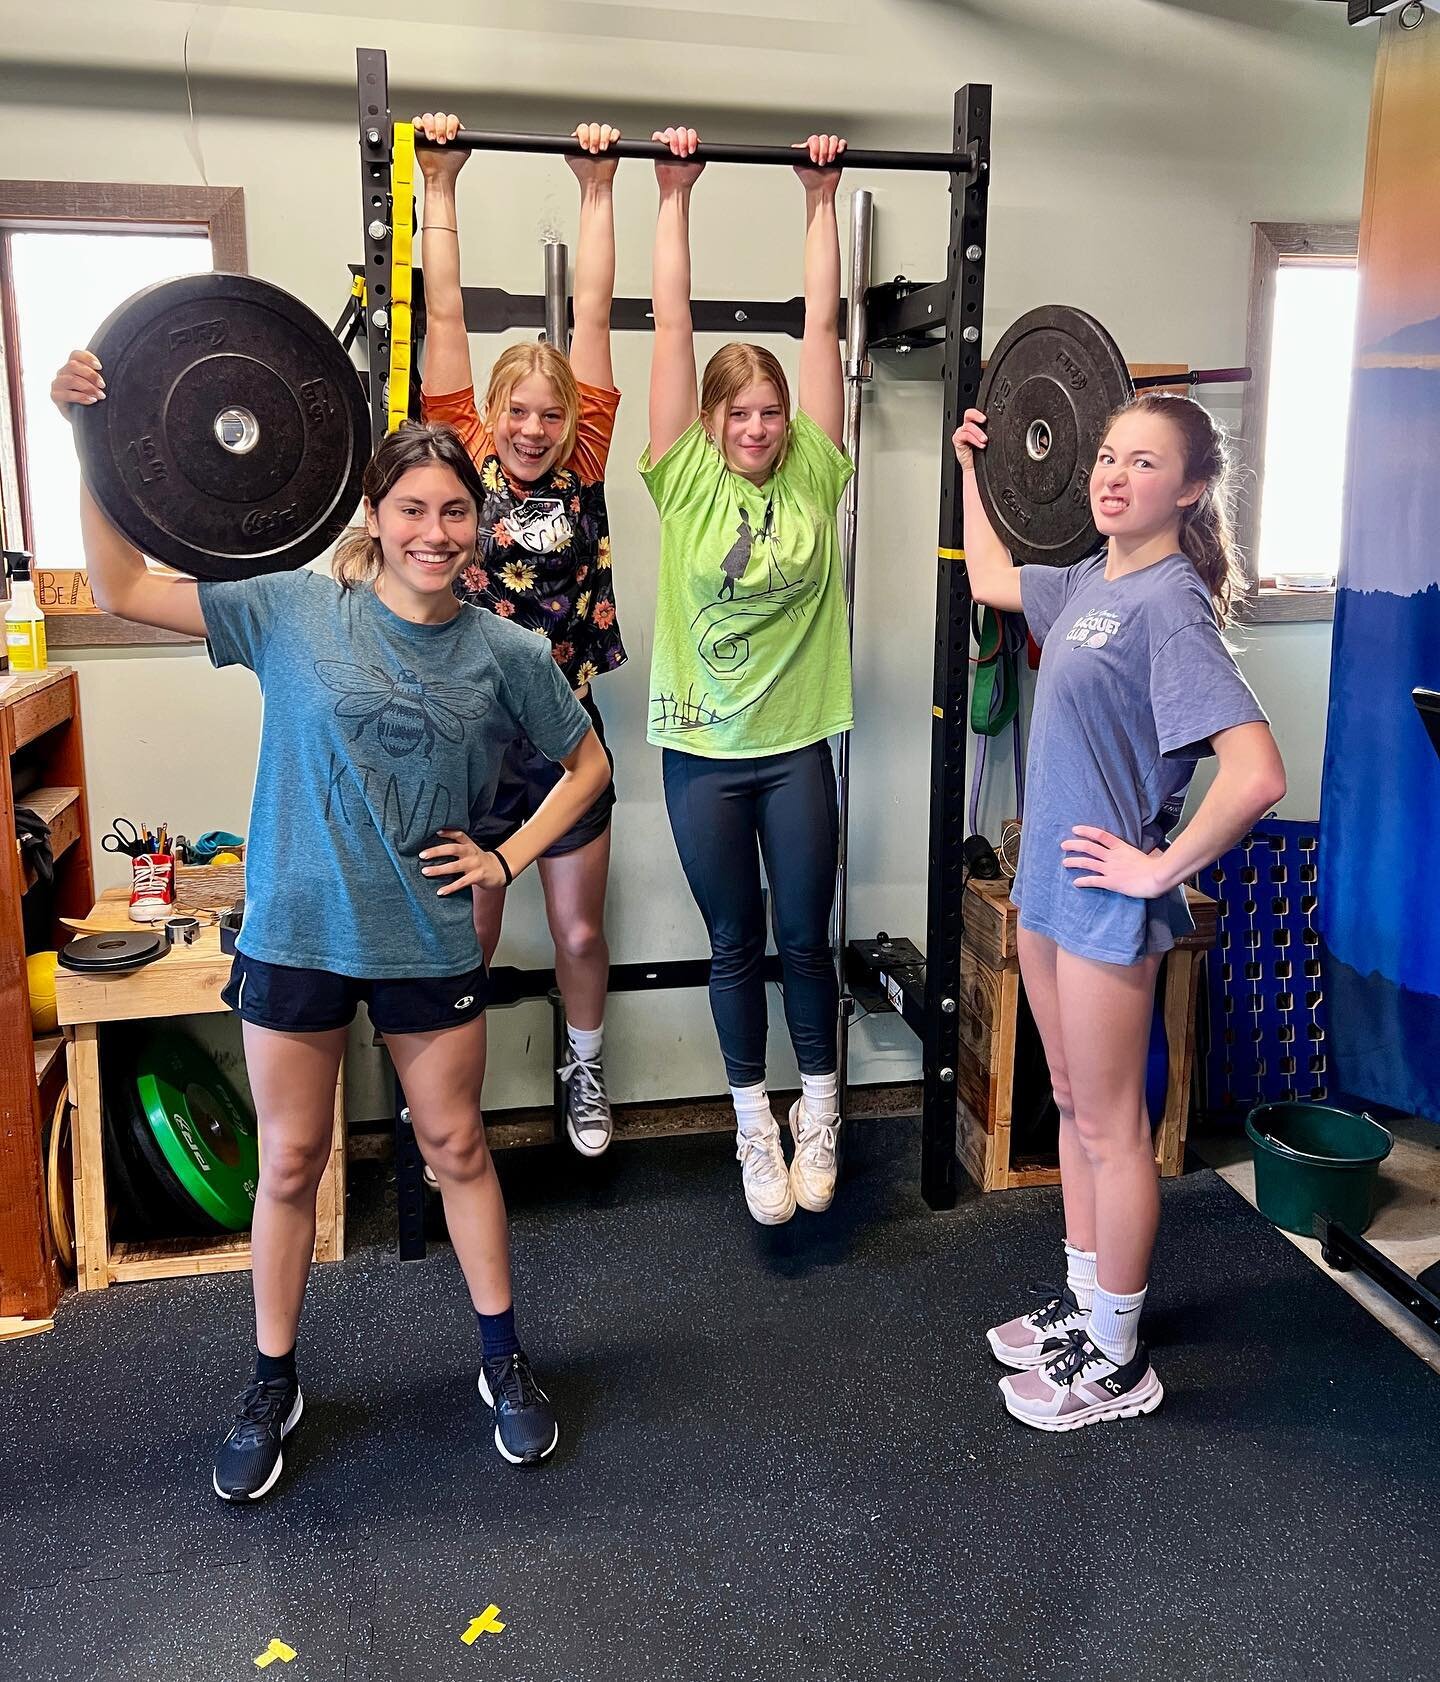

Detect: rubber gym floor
3,1116,1437,1682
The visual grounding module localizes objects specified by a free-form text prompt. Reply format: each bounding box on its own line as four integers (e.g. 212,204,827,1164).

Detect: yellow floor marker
460,1605,506,1644
254,1638,296,1668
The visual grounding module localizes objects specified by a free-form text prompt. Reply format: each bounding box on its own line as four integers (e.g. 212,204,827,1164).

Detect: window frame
1237,219,1359,625
0,181,245,648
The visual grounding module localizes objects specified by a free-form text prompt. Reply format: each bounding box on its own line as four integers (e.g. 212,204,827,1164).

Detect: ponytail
1106,392,1246,624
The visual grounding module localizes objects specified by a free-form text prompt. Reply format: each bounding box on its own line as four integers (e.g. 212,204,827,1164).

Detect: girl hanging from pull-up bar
641,126,855,1227
413,110,625,1161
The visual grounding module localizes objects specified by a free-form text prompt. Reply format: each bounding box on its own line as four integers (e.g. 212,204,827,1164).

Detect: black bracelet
487,847,514,886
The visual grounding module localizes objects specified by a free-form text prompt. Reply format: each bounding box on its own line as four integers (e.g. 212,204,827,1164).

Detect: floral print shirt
422,380,627,689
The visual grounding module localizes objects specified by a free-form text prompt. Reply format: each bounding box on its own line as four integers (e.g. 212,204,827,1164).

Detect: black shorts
470,685,616,860
222,953,489,1036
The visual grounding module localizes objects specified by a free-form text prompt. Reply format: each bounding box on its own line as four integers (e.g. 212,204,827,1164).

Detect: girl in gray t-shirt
952,391,1286,1434
56,346,610,1498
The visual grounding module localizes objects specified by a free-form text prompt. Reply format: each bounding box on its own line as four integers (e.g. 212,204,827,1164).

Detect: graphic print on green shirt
639,411,855,760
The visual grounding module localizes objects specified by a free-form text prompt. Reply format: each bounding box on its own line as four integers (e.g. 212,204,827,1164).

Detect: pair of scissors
101,817,147,857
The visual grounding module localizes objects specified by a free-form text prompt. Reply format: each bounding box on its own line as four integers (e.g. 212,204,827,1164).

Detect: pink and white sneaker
128,852,176,924
986,1285,1089,1371
999,1331,1164,1432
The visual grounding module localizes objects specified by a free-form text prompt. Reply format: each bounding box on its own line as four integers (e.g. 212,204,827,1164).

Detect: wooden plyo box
955,878,1218,1192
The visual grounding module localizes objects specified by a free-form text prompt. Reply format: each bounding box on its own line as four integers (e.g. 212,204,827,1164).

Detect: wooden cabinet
1,668,94,1322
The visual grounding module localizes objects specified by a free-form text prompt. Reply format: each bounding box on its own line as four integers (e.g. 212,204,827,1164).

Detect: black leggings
662,740,840,1088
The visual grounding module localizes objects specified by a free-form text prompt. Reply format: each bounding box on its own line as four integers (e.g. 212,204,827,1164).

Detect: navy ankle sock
255,1346,296,1387
476,1305,520,1364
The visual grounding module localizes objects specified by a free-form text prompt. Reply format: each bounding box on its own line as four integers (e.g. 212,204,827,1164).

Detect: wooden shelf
107,1233,253,1285
20,786,81,892
2,666,94,1319
1,668,74,751
33,1035,64,1086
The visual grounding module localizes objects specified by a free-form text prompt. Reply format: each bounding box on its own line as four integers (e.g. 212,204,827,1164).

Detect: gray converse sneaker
735,1118,795,1225
787,1098,840,1213
558,1053,613,1157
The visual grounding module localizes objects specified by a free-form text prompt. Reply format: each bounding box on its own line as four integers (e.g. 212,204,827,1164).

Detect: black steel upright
356,48,395,446
921,87,990,1209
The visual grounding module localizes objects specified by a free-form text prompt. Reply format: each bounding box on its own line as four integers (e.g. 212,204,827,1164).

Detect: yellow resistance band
386,120,415,432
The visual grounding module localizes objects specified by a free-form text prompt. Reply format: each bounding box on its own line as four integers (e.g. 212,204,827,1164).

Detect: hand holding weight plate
74,273,369,582
973,304,1134,569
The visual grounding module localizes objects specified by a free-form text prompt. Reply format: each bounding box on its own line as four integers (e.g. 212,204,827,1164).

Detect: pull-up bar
412,129,972,175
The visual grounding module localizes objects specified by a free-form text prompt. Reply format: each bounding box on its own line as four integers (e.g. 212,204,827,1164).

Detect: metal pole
833,188,873,1120
543,240,569,352
418,130,968,175
1132,365,1252,390
356,48,395,445
921,87,990,1210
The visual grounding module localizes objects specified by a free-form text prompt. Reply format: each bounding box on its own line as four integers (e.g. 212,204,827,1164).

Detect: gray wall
1,0,1368,1114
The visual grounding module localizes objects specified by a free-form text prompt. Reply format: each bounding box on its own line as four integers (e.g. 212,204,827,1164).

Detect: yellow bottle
4,550,47,674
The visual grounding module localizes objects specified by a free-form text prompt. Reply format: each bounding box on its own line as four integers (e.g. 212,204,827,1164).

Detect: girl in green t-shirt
641,127,856,1226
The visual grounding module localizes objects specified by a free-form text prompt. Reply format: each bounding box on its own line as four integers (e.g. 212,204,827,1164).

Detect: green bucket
1244,1101,1394,1238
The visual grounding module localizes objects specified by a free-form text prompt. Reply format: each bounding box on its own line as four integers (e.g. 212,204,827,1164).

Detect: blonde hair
482,343,580,463
700,344,793,474
331,422,486,590
1105,392,1247,626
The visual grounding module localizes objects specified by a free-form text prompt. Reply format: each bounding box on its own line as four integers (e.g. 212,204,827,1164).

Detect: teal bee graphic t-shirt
639,411,855,758
200,569,590,978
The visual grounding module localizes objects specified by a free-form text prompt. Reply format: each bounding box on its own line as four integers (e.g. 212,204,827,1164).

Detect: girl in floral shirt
416,111,626,1158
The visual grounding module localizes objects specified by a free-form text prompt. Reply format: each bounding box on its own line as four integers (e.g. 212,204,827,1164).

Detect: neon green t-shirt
639,411,856,759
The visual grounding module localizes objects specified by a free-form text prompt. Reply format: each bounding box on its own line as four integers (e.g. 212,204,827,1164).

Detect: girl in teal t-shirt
55,345,611,1497
641,127,855,1227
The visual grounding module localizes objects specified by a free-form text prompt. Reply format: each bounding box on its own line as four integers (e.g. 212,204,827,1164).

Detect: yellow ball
27,951,59,1034
210,851,242,867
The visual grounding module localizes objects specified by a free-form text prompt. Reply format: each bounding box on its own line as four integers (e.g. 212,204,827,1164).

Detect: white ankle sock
568,1022,604,1062
799,1071,839,1119
731,1082,773,1134
1089,1281,1146,1364
1064,1241,1097,1313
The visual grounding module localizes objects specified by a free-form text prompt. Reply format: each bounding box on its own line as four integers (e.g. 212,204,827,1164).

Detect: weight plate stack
974,304,1135,568
59,930,166,974
132,1029,259,1232
103,1029,259,1236
75,272,369,582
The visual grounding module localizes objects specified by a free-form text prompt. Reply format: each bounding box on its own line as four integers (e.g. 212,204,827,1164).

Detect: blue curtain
1319,311,1440,1120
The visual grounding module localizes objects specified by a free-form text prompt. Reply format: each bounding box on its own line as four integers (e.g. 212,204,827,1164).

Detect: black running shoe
212,1377,303,1502
477,1352,559,1465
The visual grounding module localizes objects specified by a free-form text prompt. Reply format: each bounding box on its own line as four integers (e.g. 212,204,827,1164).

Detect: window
1238,221,1359,623
0,182,245,646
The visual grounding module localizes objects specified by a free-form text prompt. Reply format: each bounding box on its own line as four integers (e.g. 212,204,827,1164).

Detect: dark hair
1104,392,1246,624
332,422,487,589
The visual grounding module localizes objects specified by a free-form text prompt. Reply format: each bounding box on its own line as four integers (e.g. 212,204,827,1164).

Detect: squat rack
352,47,987,1222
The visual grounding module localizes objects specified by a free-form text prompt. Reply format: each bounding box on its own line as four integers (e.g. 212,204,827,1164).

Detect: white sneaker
735,1118,795,1225
787,1098,840,1213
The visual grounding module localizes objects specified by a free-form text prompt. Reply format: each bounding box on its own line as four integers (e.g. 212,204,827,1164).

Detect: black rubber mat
2,1119,1438,1681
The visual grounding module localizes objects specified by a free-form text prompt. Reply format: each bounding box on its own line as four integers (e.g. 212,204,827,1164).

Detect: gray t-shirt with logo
1014,551,1267,965
200,569,590,978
